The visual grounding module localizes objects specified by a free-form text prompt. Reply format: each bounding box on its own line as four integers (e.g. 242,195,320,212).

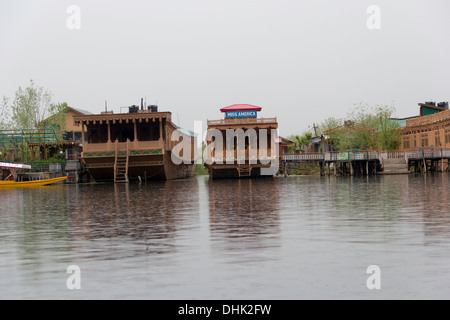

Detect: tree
11,79,53,130
287,135,301,153
376,105,401,150
287,132,313,152
0,96,10,130
42,102,70,142
301,132,313,151
317,117,342,151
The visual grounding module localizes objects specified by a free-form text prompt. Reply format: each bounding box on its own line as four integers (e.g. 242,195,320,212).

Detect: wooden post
81,121,86,149
366,161,369,176
107,120,111,143
159,118,163,146
350,161,354,176
334,162,337,176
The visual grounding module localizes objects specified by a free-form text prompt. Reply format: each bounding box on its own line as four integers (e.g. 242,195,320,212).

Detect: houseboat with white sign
205,104,279,179
73,103,195,182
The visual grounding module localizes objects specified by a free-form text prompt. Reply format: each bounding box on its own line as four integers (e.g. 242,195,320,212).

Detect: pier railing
324,151,379,161
380,151,406,159
282,153,325,161
405,149,450,159
282,149,450,162
207,117,277,126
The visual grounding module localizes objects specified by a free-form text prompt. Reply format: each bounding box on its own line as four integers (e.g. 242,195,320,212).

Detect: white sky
1,0,449,136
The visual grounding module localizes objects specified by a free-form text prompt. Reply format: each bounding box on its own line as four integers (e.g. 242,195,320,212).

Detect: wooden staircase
237,165,252,177
380,158,409,175
114,140,129,183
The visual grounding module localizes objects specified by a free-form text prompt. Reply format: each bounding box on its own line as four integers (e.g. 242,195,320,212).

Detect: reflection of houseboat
205,104,278,179
73,104,195,182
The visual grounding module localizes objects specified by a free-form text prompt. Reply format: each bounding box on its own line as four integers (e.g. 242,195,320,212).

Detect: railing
406,149,450,159
282,149,450,162
207,117,277,126
282,153,325,161
210,156,277,163
324,151,379,161
28,161,67,173
82,139,163,154
380,151,406,159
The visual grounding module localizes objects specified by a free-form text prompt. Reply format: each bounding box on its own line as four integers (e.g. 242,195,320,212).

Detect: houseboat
204,104,279,179
73,104,195,182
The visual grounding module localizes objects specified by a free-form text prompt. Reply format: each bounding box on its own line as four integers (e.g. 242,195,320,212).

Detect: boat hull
83,153,195,182
0,177,69,188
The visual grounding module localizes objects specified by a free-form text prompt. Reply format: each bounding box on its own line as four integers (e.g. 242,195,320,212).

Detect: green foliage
287,132,314,152
0,96,10,130
11,79,53,130
43,102,70,142
314,102,401,151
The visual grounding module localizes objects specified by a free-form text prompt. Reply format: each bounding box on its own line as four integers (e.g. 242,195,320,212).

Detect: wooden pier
281,149,450,176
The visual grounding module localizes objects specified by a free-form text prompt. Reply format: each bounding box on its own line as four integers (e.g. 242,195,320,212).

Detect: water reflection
0,186,72,276
67,179,200,257
3,174,450,299
413,174,450,241
208,178,280,258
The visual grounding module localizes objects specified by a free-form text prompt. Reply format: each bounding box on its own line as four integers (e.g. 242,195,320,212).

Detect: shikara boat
0,162,69,188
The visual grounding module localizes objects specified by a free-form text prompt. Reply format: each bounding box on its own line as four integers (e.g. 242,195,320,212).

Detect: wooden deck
281,149,450,175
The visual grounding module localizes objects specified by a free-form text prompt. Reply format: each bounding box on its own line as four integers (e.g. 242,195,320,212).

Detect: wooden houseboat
73,104,195,182
205,104,279,179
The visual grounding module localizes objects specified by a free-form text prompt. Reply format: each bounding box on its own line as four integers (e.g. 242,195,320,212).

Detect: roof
70,107,93,115
310,136,323,144
0,162,31,170
276,136,294,145
40,106,93,124
73,111,172,124
220,104,262,112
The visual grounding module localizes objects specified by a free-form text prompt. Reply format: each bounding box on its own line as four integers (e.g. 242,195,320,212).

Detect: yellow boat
0,176,69,188
0,162,69,188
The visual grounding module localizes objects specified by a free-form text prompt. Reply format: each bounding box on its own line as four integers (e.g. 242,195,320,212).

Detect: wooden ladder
114,140,129,183
238,165,252,177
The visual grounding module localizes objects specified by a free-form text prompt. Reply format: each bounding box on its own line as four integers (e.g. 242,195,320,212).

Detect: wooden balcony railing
207,117,277,127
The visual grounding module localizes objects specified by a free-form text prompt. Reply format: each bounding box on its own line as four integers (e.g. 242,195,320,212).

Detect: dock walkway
282,149,450,175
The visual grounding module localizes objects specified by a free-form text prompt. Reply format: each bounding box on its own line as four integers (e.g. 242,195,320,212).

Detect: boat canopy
0,162,32,170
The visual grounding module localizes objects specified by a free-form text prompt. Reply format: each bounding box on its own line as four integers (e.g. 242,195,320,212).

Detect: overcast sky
1,0,449,136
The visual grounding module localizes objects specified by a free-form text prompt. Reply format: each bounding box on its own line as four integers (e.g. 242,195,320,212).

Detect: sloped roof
220,104,262,112
70,107,93,115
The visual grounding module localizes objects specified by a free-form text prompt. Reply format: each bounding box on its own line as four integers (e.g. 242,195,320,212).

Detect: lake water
1,174,450,299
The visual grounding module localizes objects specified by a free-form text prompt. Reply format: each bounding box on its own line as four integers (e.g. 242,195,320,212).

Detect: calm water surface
1,174,450,299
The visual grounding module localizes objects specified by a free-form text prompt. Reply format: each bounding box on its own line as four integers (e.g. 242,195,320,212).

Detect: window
87,123,108,144
403,136,410,149
136,121,160,141
421,133,429,147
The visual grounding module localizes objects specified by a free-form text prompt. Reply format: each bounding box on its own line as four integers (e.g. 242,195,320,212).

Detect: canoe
0,176,69,188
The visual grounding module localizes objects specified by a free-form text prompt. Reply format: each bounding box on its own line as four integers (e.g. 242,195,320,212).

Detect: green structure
0,129,58,147
419,102,448,117
0,130,59,163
